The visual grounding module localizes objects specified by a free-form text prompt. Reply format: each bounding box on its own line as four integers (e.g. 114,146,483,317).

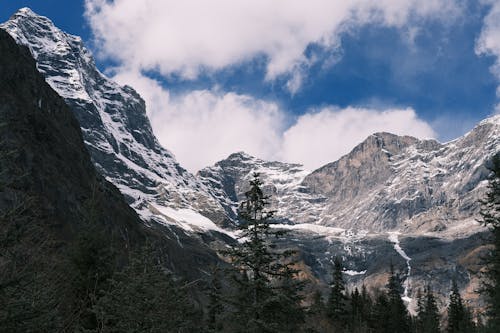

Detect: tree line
1,150,499,332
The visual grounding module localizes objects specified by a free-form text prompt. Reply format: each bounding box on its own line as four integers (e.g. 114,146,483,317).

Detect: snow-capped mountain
200,117,499,237
197,117,499,310
1,8,228,231
3,7,498,310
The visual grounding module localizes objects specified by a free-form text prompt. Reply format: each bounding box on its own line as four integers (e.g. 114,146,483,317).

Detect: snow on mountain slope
1,8,227,232
302,116,499,234
198,152,324,223
199,116,499,237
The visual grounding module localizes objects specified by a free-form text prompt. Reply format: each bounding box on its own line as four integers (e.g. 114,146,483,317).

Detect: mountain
3,7,498,311
0,21,224,287
0,27,140,240
200,119,499,236
0,8,228,233
198,119,499,309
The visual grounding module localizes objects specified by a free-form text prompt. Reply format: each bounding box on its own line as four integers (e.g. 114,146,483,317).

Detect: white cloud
476,0,500,105
113,72,435,172
85,0,460,91
280,107,435,170
85,1,445,171
113,71,286,171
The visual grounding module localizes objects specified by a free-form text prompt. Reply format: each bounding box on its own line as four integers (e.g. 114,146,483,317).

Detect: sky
2,0,500,172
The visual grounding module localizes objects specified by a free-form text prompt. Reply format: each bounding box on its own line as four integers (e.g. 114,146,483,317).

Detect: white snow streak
388,232,412,304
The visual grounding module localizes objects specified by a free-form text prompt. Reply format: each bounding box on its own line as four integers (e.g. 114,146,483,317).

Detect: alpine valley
2,7,499,314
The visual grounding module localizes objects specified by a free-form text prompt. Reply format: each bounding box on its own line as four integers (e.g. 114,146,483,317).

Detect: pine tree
386,264,410,333
447,280,474,333
225,173,305,332
206,265,224,332
480,155,500,332
327,257,348,329
309,290,325,316
360,284,372,322
416,285,440,333
349,287,370,332
93,243,201,332
370,291,391,333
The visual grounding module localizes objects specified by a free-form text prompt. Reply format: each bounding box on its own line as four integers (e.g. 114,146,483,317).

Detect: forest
1,143,499,332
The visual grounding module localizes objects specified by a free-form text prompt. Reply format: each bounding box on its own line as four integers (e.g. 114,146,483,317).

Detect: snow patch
388,232,412,304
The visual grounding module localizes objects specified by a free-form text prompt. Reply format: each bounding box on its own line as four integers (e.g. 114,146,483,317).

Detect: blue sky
2,1,500,170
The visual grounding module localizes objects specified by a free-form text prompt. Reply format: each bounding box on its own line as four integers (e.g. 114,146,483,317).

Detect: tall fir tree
206,264,224,332
93,242,201,332
447,279,475,333
225,173,304,332
369,291,391,333
327,257,348,329
480,154,500,332
386,264,410,333
416,285,440,333
349,287,370,333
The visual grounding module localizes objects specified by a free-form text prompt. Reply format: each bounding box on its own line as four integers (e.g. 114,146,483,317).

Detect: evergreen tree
309,290,325,317
416,285,440,333
386,264,410,333
369,291,391,333
225,173,305,332
349,287,370,333
206,265,224,332
93,243,200,332
327,257,348,329
360,284,372,323
480,155,500,332
447,280,474,333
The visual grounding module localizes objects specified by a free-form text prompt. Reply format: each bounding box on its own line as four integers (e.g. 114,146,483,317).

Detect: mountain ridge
3,7,499,310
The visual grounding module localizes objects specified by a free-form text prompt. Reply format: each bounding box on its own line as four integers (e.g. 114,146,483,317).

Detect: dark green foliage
386,264,411,333
309,290,326,317
416,286,440,333
225,173,305,332
447,280,475,333
367,266,411,333
349,287,370,332
206,265,225,332
65,225,116,331
327,257,348,328
480,155,500,332
93,243,201,332
370,292,391,333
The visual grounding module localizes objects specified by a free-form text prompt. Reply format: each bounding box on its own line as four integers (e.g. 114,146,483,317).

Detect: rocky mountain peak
1,8,227,230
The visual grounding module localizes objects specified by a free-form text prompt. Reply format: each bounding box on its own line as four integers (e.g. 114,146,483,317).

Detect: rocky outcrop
0,27,221,282
3,6,498,312
1,8,226,226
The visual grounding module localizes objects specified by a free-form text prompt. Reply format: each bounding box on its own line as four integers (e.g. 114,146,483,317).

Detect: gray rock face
4,7,499,311
1,8,226,226
200,121,499,236
198,120,499,310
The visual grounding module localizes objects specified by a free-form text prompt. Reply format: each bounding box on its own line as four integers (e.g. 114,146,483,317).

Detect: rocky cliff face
4,7,498,312
200,120,498,237
0,19,223,283
1,8,226,229
0,27,139,237
198,120,498,311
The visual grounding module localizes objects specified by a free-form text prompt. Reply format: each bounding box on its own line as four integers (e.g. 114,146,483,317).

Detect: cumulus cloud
280,107,435,170
85,0,460,92
113,71,285,171
476,0,500,105
85,1,445,171
112,72,435,172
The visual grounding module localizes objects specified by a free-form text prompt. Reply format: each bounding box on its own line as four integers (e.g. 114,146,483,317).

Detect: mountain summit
3,7,499,310
1,7,227,229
